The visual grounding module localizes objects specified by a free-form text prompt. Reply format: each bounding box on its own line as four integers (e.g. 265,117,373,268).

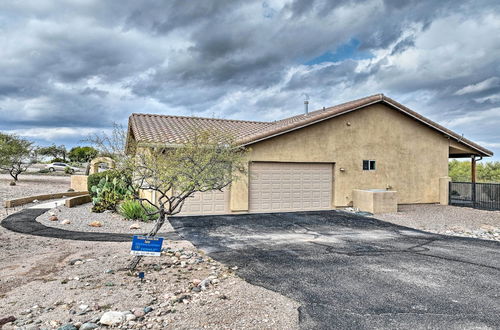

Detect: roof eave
238,97,493,157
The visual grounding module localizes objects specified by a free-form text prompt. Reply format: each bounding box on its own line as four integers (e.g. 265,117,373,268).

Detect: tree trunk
9,169,18,181
128,211,166,270
147,212,166,237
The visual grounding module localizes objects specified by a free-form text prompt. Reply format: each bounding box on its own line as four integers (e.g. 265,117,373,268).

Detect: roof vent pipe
302,93,309,115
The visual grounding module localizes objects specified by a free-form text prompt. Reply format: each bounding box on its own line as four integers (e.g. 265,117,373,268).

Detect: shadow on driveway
170,210,500,329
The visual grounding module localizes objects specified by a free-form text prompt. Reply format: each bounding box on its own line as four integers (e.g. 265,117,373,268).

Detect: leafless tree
127,128,247,269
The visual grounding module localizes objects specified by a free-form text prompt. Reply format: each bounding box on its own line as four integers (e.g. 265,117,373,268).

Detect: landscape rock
78,304,89,311
99,311,125,326
57,324,77,330
49,215,59,221
129,223,141,230
49,320,61,327
79,322,99,330
125,313,137,321
0,316,16,327
9,181,16,186
88,221,102,227
133,310,145,318
61,219,71,225
199,278,210,290
68,259,82,265
144,306,154,314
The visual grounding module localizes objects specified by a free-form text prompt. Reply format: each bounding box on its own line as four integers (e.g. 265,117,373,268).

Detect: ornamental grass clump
118,199,159,221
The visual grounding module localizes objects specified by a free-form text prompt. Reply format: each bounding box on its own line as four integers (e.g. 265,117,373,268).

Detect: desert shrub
91,175,134,213
118,199,159,221
449,160,500,183
88,169,130,196
64,166,74,174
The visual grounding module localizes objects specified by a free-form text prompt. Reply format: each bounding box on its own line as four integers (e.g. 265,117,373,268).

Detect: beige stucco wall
439,176,451,205
230,103,450,211
353,189,398,213
70,175,89,192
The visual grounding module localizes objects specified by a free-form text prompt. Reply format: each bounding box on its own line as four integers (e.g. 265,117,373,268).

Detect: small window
363,160,376,171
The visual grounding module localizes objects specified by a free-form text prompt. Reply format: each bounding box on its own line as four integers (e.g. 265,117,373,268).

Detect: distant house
126,94,492,215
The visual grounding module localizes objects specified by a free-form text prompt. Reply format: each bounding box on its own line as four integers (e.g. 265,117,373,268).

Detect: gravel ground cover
0,231,299,329
0,174,71,220
0,176,299,329
36,203,157,234
376,204,500,241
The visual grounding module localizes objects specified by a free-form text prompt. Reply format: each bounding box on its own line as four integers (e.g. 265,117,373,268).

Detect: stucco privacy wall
231,103,449,210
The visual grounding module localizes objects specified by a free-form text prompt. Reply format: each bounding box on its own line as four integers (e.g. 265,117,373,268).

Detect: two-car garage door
249,162,332,213
179,162,333,215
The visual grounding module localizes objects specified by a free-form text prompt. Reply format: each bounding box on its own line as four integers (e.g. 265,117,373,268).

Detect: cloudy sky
1,0,499,159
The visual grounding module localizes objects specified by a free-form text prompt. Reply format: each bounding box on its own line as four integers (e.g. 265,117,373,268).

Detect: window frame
362,160,376,171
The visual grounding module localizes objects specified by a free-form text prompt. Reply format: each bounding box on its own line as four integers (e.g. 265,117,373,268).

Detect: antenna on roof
302,93,309,115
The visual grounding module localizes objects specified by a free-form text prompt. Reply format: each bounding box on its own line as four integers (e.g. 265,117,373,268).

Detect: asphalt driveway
170,210,500,329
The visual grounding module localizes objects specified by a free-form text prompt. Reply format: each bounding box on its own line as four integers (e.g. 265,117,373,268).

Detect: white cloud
475,94,500,103
5,127,108,141
455,77,500,95
476,141,500,148
442,107,500,128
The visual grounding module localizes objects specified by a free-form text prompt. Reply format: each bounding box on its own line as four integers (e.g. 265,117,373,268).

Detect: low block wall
4,191,88,208
65,194,91,208
353,189,398,214
71,175,89,192
439,177,451,205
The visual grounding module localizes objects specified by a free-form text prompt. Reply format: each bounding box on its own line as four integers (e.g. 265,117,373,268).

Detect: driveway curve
171,210,500,329
1,208,178,242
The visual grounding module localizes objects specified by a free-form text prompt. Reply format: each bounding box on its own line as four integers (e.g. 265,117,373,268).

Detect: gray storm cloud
0,0,499,158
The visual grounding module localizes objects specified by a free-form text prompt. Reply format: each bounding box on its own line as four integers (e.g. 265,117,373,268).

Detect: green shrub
50,157,65,163
118,199,159,221
39,169,49,173
449,160,500,183
64,166,74,174
91,175,134,213
88,169,130,196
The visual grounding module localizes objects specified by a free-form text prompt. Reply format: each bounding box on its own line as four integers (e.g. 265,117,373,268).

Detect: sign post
130,236,164,257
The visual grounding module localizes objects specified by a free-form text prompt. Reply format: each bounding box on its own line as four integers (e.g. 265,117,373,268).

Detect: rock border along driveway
1,208,178,242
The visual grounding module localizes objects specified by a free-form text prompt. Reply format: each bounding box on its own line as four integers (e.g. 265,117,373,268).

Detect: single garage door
180,189,228,216
249,162,332,213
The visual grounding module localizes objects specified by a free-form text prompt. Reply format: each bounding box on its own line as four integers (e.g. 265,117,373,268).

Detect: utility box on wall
353,189,397,214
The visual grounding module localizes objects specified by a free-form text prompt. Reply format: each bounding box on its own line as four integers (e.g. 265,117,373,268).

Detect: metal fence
449,182,500,210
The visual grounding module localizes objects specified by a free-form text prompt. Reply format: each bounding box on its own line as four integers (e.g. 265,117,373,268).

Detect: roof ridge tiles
128,93,492,157
130,112,268,124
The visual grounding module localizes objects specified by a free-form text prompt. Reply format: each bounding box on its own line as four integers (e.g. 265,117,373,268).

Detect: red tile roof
128,94,493,156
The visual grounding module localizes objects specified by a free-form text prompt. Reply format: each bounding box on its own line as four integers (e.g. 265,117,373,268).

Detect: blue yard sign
131,236,164,256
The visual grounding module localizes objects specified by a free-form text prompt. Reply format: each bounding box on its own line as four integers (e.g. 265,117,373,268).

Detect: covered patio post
471,156,476,183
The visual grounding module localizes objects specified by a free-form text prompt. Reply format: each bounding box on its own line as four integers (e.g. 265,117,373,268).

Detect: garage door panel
250,162,332,213
180,189,228,216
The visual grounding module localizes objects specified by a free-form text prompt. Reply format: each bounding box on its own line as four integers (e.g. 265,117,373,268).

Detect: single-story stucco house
126,94,493,215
